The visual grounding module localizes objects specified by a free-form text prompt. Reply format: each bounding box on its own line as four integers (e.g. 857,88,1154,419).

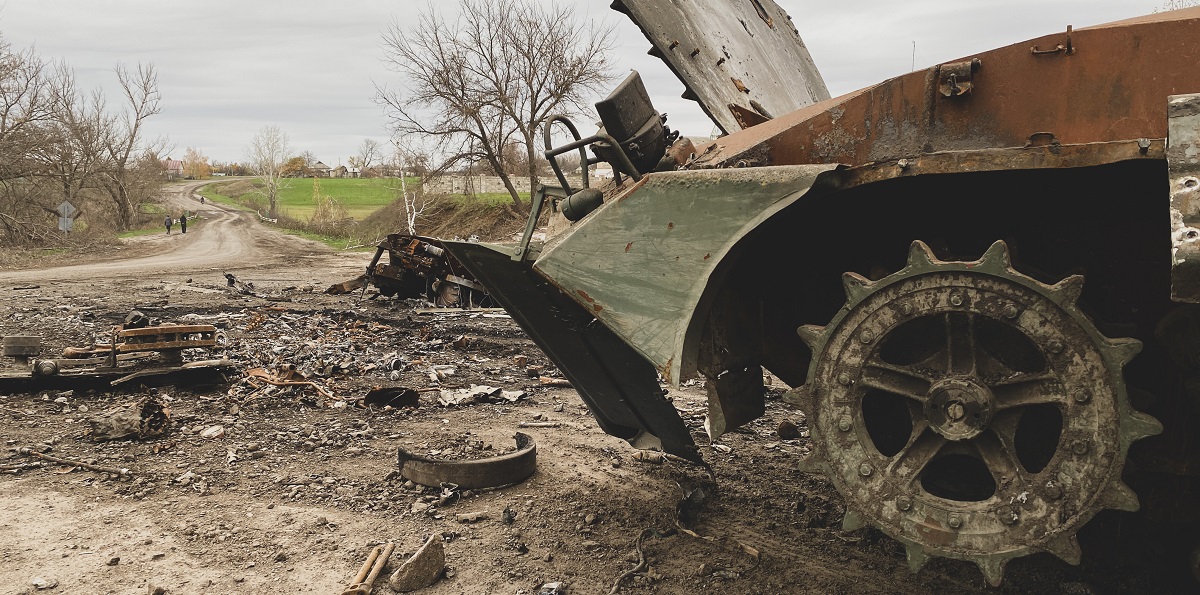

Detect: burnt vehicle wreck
329,234,491,308
440,1,1200,587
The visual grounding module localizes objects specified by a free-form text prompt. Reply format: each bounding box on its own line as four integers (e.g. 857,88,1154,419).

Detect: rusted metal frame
1168,93,1200,302
117,325,217,353
837,139,1165,190
396,432,537,489
688,9,1200,169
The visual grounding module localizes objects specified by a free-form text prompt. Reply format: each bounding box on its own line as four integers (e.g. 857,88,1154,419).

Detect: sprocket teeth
1043,533,1083,565
906,240,937,269
1099,480,1141,512
904,543,929,573
976,557,1009,588
976,240,1013,272
1046,274,1085,307
841,509,866,531
1104,336,1143,366
796,324,824,350
1126,410,1164,440
842,272,872,305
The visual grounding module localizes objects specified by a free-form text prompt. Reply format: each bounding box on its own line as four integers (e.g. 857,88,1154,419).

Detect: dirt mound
211,179,260,198
358,198,525,243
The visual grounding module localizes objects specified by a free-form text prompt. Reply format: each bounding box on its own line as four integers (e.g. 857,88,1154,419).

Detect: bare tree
349,138,381,174
0,35,167,242
0,42,64,183
246,125,292,219
96,63,166,230
377,0,614,212
1159,0,1200,10
390,139,443,235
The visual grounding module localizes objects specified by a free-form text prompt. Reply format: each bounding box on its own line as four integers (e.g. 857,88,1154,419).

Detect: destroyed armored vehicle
442,2,1200,586
329,234,490,308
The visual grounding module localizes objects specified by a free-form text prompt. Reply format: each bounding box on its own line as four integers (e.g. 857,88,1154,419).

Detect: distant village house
161,158,184,180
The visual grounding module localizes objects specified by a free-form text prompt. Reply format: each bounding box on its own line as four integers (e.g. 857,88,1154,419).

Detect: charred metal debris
328,234,493,309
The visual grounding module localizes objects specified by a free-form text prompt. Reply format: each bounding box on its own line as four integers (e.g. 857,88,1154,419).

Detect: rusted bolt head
1073,390,1092,404
860,330,875,344
948,514,963,529
896,496,913,511
1003,304,1020,319
837,372,852,386
897,159,910,169
1045,484,1063,500
1072,440,1090,455
838,417,852,432
900,303,914,316
858,463,873,477
998,508,1018,525
1047,340,1064,354
949,294,963,307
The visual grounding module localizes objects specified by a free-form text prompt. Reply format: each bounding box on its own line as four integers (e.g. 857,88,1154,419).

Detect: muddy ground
0,186,1193,594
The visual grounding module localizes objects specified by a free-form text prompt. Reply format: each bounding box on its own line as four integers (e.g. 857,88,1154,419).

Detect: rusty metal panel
1169,93,1200,302
611,0,829,134
533,164,839,384
691,8,1200,168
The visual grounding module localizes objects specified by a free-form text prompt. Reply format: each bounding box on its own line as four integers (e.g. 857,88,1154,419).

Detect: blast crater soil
0,182,1188,594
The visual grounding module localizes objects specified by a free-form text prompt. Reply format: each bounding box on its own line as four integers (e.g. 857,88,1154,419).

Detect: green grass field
276,178,416,220
198,177,414,220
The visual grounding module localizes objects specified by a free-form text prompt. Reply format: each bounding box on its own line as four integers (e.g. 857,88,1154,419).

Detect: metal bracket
937,58,981,98
1169,93,1200,302
1031,25,1074,56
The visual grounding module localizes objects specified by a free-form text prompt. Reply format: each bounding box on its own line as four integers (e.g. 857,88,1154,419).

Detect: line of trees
0,32,167,245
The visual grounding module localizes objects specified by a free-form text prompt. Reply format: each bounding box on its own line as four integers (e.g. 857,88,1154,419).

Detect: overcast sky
0,0,1176,165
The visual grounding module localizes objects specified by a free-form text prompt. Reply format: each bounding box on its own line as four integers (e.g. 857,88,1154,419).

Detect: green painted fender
534,164,841,385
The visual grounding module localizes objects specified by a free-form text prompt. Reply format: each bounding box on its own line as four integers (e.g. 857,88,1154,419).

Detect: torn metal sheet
396,432,537,490
612,0,829,134
1169,93,1200,302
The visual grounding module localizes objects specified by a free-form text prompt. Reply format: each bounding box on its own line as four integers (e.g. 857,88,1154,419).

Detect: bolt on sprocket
789,240,1162,586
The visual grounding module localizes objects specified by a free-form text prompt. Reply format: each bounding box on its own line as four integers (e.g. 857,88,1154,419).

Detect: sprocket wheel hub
791,241,1162,586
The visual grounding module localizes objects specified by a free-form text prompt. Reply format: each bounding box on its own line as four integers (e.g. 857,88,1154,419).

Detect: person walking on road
180,213,188,234
164,215,173,235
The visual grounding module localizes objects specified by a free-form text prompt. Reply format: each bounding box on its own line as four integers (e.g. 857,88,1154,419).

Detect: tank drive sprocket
789,240,1163,586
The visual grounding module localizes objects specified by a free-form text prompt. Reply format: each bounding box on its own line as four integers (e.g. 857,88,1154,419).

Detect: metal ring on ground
397,432,537,489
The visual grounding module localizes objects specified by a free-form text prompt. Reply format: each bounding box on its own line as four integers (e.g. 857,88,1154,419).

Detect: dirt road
0,181,356,287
